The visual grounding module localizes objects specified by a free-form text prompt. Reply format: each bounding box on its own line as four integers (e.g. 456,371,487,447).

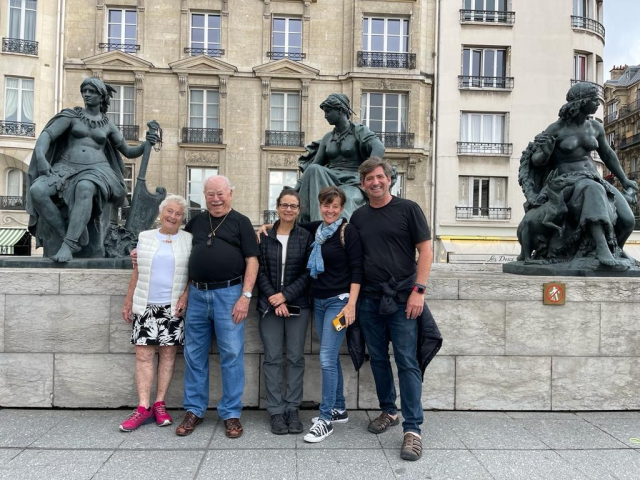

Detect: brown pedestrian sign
543,282,566,305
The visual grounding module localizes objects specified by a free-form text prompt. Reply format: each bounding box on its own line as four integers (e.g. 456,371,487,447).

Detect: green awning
0,229,27,247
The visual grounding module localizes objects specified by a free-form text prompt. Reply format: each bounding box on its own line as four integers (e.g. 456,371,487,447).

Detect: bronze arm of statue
26,78,157,263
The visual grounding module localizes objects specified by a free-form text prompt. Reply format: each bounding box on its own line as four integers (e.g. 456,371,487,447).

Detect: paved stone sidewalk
0,409,638,479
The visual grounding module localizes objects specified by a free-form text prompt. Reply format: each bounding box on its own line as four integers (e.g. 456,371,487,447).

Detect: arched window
6,169,24,197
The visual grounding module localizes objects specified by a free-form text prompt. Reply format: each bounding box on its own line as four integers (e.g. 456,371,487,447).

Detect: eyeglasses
278,203,300,210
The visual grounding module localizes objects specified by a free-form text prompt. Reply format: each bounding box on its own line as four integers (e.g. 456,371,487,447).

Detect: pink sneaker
153,401,173,427
120,406,155,432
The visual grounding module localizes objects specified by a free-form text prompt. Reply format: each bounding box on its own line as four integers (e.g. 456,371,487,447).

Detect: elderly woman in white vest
120,194,192,432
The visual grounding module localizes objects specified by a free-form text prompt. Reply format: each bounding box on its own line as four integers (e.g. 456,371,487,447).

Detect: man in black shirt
350,158,432,461
175,176,259,439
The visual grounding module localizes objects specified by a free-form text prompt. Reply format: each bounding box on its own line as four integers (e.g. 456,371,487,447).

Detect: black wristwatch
413,283,426,294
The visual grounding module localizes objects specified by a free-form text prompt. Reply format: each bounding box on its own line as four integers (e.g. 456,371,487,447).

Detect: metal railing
116,124,139,141
2,37,38,55
184,47,224,57
263,210,278,224
571,16,605,39
181,127,223,144
98,43,140,53
265,130,305,147
357,51,416,70
374,132,415,149
619,133,640,150
0,121,35,137
457,142,513,155
618,98,640,119
570,79,604,99
0,196,26,210
460,9,515,24
604,112,618,125
266,51,305,61
459,76,514,90
628,171,639,180
456,206,512,220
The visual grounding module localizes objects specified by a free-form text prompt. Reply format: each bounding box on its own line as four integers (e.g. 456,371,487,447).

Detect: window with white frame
458,176,507,218
631,158,638,173
574,53,589,81
573,0,592,17
391,172,405,198
362,17,409,53
360,93,408,133
4,77,33,123
107,9,137,53
6,168,24,197
462,48,507,87
190,12,221,56
8,0,37,40
187,167,219,210
271,17,302,59
106,85,135,126
268,170,299,210
123,164,134,201
189,89,219,129
462,0,509,22
460,112,506,153
607,132,615,147
270,93,300,131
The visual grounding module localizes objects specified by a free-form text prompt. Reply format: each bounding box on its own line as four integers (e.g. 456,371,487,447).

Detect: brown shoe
224,417,243,438
175,411,203,436
400,432,423,461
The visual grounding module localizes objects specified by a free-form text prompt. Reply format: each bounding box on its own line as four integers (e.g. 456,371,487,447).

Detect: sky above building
604,0,640,79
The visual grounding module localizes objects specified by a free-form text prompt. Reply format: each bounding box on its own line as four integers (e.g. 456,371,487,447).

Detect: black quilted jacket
257,221,313,315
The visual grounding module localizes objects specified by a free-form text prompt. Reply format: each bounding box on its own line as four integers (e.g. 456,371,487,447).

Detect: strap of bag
340,221,348,248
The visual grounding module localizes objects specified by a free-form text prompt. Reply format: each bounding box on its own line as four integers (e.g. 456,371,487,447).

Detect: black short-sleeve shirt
349,196,431,287
185,209,260,283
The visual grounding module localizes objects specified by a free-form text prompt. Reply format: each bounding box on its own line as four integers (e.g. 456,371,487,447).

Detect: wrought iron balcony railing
184,47,224,57
604,112,618,125
267,51,305,61
459,76,514,90
263,210,278,224
117,125,139,141
619,133,640,150
182,127,223,144
265,130,305,147
357,51,416,70
628,170,639,180
460,10,515,24
570,79,604,99
571,16,605,39
374,132,415,149
457,142,513,155
0,121,35,137
0,196,26,210
2,38,38,55
456,206,512,220
618,98,640,119
98,43,140,53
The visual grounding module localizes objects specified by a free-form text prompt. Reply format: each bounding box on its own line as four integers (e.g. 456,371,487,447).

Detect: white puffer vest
132,228,192,317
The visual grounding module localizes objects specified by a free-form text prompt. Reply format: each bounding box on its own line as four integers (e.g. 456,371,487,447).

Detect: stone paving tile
0,410,66,448
31,410,127,449
442,415,549,450
518,419,629,449
473,450,589,480
0,449,22,463
388,449,493,480
119,410,215,450
556,449,640,480
575,411,640,421
208,410,297,449
506,412,579,420
93,450,204,480
371,412,467,450
580,418,640,448
296,449,395,480
196,450,296,479
0,450,113,480
296,410,381,449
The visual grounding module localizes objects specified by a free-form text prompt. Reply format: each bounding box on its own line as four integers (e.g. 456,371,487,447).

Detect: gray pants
259,308,310,415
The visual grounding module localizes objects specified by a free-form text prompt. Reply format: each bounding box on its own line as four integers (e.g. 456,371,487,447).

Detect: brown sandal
400,432,422,461
368,412,399,434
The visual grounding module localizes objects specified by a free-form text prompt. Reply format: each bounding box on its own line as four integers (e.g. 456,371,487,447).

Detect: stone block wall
1,267,639,411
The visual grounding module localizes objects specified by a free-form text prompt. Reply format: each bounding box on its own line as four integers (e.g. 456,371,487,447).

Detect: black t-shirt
350,196,431,288
185,209,260,283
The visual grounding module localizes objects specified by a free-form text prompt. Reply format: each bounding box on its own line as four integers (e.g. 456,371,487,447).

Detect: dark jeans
359,297,423,435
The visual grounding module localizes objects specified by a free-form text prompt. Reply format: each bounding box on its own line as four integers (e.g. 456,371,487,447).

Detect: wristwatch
241,291,252,299
413,283,427,294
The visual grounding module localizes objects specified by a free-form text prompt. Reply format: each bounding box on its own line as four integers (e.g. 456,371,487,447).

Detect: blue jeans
314,294,348,422
359,297,423,435
183,283,244,419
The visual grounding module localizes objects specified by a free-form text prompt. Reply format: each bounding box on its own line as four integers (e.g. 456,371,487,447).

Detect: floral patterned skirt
131,304,184,346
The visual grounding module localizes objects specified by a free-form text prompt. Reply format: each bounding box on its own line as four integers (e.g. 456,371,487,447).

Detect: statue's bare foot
51,244,73,263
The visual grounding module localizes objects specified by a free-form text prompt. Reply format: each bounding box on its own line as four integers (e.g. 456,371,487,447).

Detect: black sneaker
270,414,288,435
304,419,333,443
284,409,303,434
311,409,349,424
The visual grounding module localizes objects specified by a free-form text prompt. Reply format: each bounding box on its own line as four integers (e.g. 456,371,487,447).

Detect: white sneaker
311,409,349,424
303,419,333,443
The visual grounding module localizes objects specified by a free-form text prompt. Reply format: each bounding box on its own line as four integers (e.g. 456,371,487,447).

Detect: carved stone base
0,256,132,269
503,257,640,277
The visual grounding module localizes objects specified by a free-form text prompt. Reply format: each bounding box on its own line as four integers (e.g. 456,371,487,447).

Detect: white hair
203,175,234,192
158,194,188,214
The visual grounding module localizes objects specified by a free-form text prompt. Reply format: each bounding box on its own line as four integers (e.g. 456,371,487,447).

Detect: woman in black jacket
257,189,313,436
